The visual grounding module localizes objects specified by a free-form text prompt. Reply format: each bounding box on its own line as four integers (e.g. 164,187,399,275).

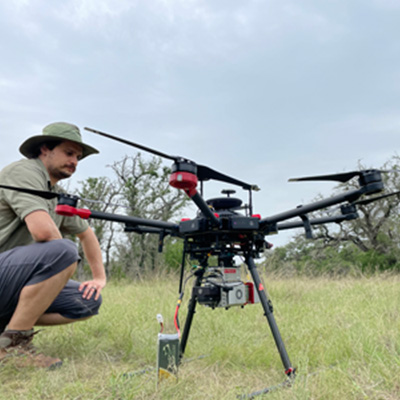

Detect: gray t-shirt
0,158,88,252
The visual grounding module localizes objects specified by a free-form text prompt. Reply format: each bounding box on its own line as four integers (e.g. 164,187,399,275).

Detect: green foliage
162,239,184,271
355,249,400,272
265,239,400,276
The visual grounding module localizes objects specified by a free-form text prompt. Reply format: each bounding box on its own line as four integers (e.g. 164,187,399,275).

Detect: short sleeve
0,161,52,221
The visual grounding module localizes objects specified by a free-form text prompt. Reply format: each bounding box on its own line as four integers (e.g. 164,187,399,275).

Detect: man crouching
0,122,106,368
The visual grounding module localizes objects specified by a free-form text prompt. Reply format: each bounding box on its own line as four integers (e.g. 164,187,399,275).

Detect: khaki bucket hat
19,122,99,160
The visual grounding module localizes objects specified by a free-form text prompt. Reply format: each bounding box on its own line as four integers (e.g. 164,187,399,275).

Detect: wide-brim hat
19,122,99,160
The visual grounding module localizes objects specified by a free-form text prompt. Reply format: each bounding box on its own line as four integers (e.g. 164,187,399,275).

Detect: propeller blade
289,171,361,183
354,190,400,206
197,165,259,191
0,184,59,200
86,127,260,191
289,169,387,183
84,127,178,161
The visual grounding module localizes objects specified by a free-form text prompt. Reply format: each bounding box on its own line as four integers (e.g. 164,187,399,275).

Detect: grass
1,272,399,399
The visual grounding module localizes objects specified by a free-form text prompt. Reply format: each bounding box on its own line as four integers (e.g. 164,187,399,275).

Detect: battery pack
157,333,180,383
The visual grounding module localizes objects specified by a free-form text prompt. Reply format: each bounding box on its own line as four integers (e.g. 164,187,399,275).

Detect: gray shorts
0,239,102,332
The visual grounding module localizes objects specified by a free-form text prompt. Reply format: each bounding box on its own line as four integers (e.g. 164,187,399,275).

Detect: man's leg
36,279,103,327
0,239,81,368
36,314,90,325
6,262,77,331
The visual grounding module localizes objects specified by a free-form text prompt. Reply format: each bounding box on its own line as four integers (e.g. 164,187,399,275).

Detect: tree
74,154,190,278
77,176,124,277
311,157,400,254
108,154,190,276
264,155,400,273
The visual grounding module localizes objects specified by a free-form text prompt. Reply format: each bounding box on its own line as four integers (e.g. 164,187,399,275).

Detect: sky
1,0,400,247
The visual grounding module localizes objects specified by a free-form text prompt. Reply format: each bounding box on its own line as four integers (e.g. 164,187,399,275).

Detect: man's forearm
77,227,106,280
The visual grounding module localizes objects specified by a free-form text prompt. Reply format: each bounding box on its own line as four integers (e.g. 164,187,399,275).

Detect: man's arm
25,210,63,241
76,227,106,301
26,211,106,301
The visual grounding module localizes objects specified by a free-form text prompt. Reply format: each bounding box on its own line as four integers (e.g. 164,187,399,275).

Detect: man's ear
39,143,50,157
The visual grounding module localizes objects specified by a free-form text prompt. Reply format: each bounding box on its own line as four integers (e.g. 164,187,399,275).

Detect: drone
0,127,395,396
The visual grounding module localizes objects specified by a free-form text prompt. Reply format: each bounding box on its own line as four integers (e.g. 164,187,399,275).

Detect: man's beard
48,165,75,181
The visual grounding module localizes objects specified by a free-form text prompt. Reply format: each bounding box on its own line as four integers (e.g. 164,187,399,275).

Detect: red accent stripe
55,205,91,219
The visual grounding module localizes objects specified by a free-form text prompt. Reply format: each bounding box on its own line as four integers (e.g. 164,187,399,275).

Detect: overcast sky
1,0,399,247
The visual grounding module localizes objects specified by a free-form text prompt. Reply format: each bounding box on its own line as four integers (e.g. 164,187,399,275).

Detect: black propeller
85,127,259,191
195,164,259,190
0,184,59,200
0,184,109,208
84,127,177,162
289,169,385,183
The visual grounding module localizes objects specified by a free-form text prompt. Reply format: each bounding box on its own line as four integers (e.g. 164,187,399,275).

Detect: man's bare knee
55,261,77,282
66,261,78,279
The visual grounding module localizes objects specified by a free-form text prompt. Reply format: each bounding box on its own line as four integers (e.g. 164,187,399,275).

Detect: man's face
40,140,83,183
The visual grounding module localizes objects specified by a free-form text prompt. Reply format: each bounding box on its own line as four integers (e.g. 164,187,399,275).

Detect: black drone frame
0,127,390,394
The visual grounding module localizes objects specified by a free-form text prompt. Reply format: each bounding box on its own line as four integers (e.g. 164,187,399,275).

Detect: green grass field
1,273,399,399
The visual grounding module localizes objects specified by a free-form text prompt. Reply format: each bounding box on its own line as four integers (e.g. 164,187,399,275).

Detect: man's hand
76,227,106,301
79,278,106,301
